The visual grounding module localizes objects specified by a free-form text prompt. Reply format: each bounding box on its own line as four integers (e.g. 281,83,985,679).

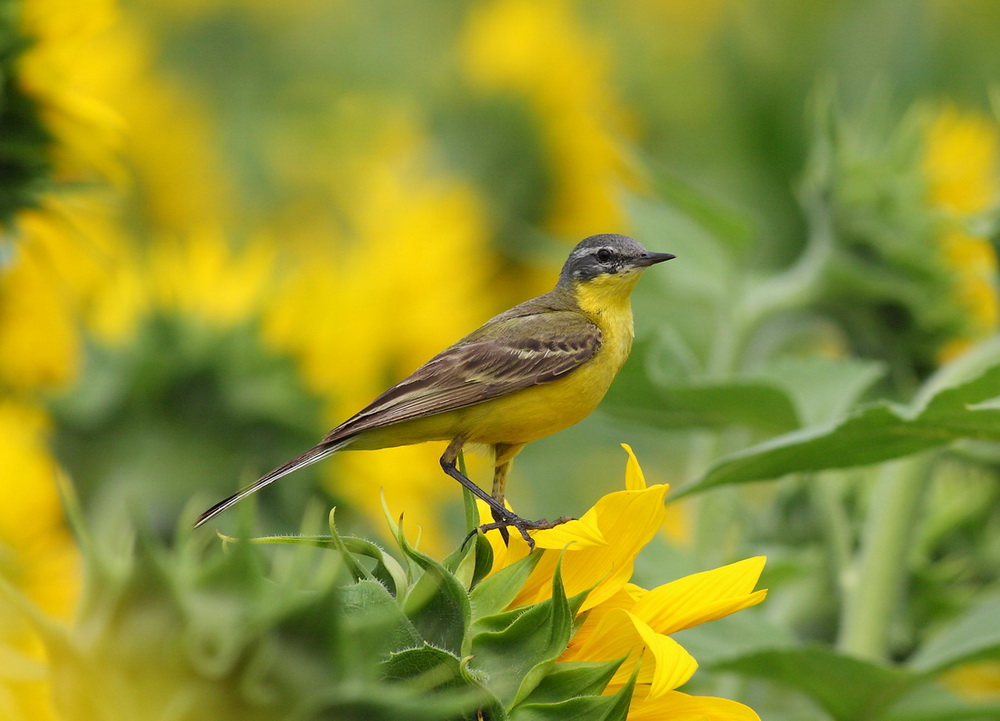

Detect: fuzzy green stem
837,455,931,661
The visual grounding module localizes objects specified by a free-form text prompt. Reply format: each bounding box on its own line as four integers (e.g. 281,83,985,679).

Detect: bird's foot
465,511,575,551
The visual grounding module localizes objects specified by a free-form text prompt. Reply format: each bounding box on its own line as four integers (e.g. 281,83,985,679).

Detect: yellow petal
624,690,761,721
627,613,698,698
562,583,643,655
621,443,646,490
531,515,606,549
632,557,767,635
509,484,669,611
560,607,639,664
565,608,697,698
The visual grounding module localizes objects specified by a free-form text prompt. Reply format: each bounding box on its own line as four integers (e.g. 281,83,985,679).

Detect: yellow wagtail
196,234,673,546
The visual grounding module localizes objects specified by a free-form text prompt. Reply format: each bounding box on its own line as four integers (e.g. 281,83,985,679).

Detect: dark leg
440,437,507,514
489,443,523,545
440,438,574,551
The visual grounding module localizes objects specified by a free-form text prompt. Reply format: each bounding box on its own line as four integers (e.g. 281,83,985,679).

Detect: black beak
633,251,676,267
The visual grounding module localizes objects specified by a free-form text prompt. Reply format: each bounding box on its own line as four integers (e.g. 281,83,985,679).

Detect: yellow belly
457,346,622,443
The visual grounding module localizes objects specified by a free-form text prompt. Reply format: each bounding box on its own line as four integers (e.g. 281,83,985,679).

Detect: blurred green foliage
3,1,1000,720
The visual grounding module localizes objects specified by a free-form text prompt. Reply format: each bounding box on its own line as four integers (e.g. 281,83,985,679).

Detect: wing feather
325,310,601,441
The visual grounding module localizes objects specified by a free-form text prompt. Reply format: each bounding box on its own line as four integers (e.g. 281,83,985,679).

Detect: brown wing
195,307,599,528
325,310,602,442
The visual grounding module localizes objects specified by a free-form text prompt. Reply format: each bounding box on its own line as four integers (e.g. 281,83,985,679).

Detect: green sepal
466,559,574,708
469,604,533,637
233,508,408,596
469,548,544,620
460,655,509,720
444,535,478,591
331,509,392,586
297,681,488,721
509,656,637,721
470,531,495,589
447,531,495,593
442,461,494,592
442,517,493,593
516,658,627,705
381,643,506,719
381,644,464,689
340,579,423,655
507,695,628,721
391,511,472,656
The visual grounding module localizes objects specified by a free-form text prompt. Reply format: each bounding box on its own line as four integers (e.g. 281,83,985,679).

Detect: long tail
195,438,354,528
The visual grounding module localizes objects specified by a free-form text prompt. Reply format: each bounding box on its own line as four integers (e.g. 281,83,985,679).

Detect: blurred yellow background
3,2,1000,718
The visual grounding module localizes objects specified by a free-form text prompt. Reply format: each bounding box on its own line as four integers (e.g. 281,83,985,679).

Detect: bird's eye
596,248,613,263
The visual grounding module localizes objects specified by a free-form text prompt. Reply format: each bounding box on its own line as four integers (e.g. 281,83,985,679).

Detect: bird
196,233,674,547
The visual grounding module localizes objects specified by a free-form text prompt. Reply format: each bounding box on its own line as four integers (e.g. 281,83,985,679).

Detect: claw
490,506,510,546
465,512,576,551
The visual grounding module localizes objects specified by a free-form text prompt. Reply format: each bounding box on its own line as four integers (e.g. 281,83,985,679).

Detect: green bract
18,501,634,721
0,0,54,224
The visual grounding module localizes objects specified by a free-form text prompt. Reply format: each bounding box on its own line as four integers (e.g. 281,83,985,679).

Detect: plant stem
813,471,854,583
837,455,931,662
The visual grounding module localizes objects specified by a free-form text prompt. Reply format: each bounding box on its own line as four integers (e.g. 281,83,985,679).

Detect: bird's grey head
558,234,675,284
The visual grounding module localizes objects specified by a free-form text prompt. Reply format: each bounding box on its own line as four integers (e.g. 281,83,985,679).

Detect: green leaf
681,363,1000,496
913,336,1000,409
467,563,574,708
640,163,754,255
604,366,801,434
711,645,918,721
881,681,1000,721
908,596,1000,674
607,344,885,434
461,453,480,529
681,401,914,494
517,659,625,705
625,193,738,304
750,355,886,427
470,549,544,620
395,522,471,656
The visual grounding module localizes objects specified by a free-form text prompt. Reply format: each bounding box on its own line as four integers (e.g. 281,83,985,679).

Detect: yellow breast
458,273,638,445
353,272,640,449
572,271,638,373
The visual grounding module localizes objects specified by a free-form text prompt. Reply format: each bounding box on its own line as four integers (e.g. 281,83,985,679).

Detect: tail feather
195,438,353,528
